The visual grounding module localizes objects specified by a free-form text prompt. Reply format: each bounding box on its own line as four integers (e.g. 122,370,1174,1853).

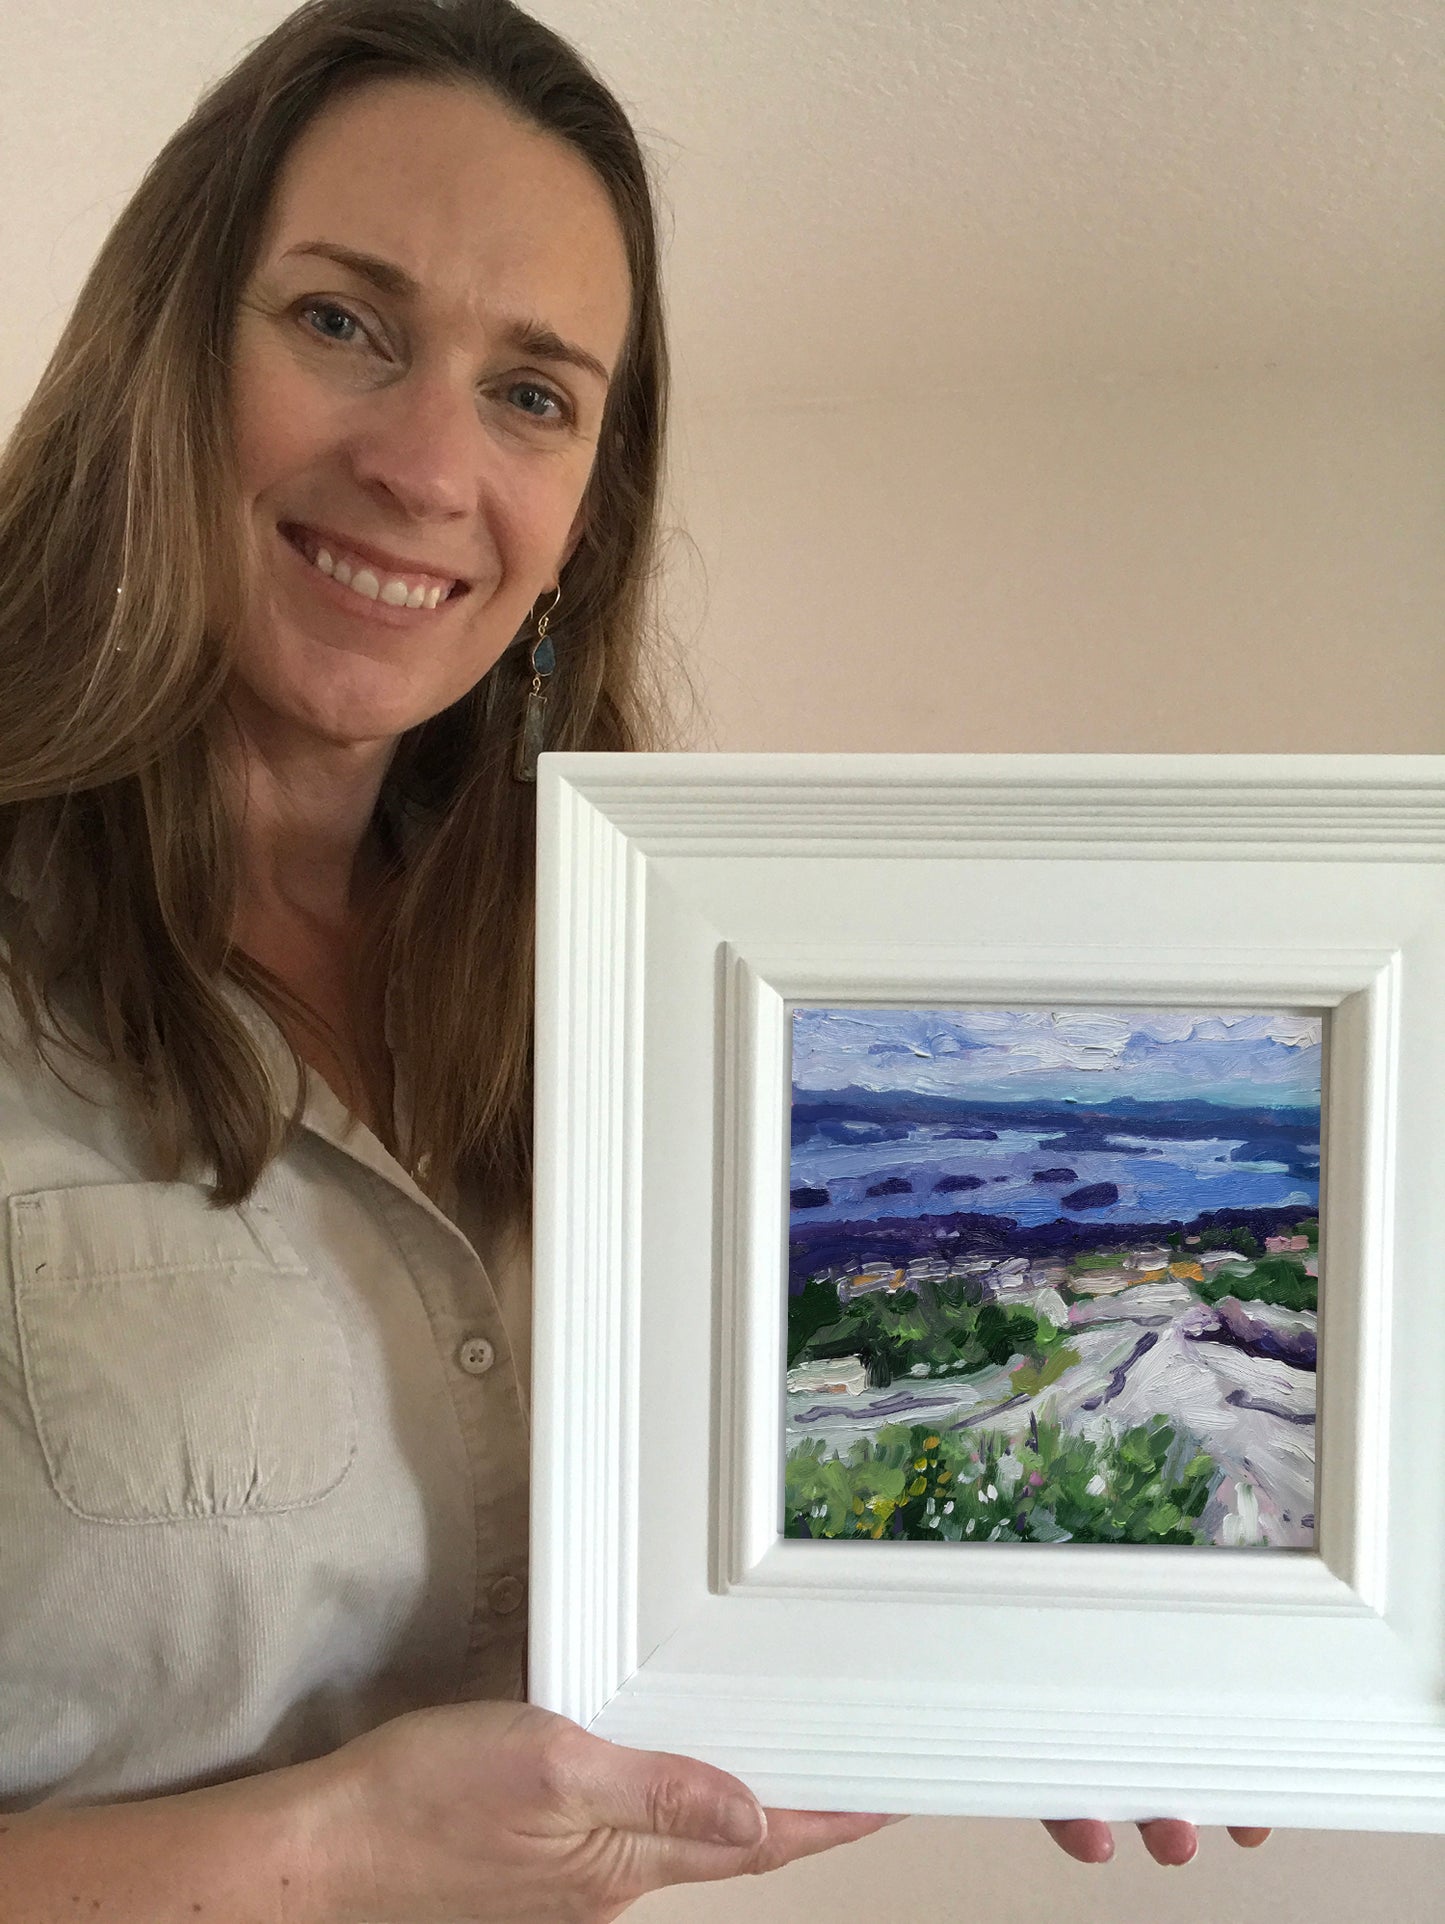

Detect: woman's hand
303,1698,895,1923
1042,1819,1272,1864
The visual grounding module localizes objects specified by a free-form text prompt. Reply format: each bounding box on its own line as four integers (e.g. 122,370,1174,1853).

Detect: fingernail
880,1814,909,1826
712,1799,766,1847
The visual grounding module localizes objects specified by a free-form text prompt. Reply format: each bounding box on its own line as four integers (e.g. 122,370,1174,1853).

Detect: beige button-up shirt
0,899,533,1814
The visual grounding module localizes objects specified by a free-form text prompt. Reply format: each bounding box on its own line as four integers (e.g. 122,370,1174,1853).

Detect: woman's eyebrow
279,239,614,387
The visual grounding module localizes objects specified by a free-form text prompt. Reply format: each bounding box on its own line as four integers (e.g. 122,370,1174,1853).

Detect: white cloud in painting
791,1007,1323,1108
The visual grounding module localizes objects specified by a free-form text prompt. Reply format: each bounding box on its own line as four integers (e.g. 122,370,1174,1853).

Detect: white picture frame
530,753,1445,1830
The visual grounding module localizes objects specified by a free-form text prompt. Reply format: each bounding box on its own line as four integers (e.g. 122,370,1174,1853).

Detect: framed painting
530,753,1445,1829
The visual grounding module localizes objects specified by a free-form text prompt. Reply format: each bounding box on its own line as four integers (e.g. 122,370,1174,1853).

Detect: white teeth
295,529,452,608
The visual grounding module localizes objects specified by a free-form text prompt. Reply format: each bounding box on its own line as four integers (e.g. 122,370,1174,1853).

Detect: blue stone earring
513,586,561,783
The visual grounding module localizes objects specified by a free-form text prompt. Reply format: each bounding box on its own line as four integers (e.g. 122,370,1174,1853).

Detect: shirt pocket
9,1182,357,1523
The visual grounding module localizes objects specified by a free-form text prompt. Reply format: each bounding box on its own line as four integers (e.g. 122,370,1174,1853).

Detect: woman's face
228,77,632,762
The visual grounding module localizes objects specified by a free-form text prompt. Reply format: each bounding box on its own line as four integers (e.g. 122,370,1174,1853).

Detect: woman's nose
346,366,487,522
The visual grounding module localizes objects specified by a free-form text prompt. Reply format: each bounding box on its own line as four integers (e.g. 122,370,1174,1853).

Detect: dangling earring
513,586,561,783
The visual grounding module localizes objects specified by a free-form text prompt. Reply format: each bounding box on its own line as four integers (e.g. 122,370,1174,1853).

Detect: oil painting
784,1007,1323,1549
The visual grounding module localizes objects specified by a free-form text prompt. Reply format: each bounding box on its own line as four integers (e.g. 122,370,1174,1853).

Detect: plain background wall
2,3,1443,1919
666,364,1445,756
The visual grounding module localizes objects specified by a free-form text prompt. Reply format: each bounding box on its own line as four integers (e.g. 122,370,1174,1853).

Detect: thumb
545,1732,768,1849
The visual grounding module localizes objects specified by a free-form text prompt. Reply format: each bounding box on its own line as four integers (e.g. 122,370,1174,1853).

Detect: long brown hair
0,0,672,1214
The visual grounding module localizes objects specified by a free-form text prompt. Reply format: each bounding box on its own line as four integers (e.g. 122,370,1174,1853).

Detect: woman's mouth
279,522,468,614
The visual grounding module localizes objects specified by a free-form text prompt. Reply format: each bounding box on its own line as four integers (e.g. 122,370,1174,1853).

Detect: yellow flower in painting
938,1468,952,1483
871,1524,885,1539
923,1436,941,1449
908,1476,927,1497
852,1498,865,1514
913,1456,929,1471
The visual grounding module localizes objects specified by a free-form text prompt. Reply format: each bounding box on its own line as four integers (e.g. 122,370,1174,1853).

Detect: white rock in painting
1220,1479,1264,1546
1031,1285,1071,1328
786,1355,868,1396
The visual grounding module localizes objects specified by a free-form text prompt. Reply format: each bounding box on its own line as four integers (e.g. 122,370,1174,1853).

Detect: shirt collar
217,972,450,1214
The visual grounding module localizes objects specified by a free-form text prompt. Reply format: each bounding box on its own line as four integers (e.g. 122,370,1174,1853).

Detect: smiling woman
0,0,1265,1913
0,2,660,1207
226,76,632,789
0,3,902,1917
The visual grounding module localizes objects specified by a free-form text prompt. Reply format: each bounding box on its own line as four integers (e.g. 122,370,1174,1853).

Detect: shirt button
488,1574,525,1615
457,1336,496,1376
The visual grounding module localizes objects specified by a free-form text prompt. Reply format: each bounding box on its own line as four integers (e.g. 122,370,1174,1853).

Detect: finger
1041,1819,1114,1863
1139,1819,1198,1865
745,1809,902,1873
1228,1826,1272,1848
585,1807,897,1896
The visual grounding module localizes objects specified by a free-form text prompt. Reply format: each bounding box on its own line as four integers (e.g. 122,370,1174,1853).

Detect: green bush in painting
1195,1254,1316,1314
791,1281,1063,1390
784,1417,1219,1546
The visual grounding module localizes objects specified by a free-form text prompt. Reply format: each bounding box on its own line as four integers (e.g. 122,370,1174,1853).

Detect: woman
0,0,1265,1912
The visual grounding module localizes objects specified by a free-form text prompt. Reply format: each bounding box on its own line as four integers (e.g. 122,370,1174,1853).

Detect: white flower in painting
983,1484,998,1503
909,1362,930,1377
942,1500,955,1514
1085,1474,1107,1498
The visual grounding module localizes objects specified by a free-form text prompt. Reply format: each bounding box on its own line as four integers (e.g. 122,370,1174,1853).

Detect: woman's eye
297,300,370,347
507,380,569,424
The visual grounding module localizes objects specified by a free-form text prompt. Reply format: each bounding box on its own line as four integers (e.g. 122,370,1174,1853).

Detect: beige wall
636,358,1445,1923
635,1819,1445,1924
667,363,1445,753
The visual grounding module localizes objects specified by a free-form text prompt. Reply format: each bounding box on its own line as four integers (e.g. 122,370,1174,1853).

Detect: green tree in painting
787,1277,850,1367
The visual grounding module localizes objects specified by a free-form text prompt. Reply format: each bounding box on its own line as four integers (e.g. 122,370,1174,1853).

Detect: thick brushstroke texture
784,1005,1323,1550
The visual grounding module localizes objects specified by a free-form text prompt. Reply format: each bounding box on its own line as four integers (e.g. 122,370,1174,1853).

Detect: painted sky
791,1006,1323,1109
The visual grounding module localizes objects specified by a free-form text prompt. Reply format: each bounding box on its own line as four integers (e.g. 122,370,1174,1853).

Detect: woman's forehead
258,78,632,370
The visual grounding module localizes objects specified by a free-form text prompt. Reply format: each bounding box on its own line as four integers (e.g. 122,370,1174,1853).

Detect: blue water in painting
788,1108,1320,1233
788,1008,1323,1252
